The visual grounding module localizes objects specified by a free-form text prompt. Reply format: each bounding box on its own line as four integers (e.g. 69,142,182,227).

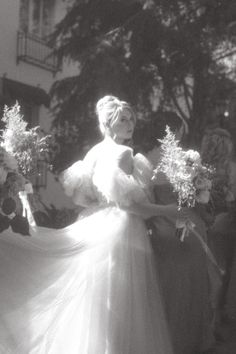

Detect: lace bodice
60,138,154,208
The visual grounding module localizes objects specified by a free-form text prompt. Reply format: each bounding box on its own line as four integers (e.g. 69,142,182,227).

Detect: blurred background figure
202,128,236,327
137,111,216,354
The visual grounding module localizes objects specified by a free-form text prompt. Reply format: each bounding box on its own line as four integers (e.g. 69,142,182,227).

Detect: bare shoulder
83,141,105,162
85,140,134,171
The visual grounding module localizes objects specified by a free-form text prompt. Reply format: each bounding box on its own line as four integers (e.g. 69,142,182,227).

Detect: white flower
184,150,201,164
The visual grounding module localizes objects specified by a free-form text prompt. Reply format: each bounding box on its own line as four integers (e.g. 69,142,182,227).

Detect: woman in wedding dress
0,95,187,354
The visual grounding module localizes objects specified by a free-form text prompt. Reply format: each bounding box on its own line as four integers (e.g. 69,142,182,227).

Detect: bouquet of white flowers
153,126,213,210
1,102,50,178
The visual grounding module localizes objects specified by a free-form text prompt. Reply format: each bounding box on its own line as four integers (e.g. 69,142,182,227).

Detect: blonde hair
96,95,136,135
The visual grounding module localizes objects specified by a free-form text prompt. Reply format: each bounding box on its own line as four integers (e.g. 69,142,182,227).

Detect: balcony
17,31,59,73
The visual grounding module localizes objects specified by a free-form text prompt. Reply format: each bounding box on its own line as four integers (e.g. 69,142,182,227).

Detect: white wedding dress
0,137,173,354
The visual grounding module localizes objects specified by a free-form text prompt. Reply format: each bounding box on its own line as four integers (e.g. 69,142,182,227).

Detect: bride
0,95,186,354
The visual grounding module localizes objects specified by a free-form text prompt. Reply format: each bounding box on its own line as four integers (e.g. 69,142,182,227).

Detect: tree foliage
50,0,236,171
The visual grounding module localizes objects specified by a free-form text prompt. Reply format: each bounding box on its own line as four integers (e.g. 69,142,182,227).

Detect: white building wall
0,0,76,209
1,0,52,90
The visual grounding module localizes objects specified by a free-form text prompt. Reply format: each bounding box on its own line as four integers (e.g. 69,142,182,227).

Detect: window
0,78,49,127
18,0,58,72
19,0,55,39
18,101,40,128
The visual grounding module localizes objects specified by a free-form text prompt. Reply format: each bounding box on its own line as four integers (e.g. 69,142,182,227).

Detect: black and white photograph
0,1,236,353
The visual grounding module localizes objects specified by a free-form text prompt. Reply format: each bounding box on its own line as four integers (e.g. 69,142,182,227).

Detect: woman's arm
72,186,98,208
124,201,184,220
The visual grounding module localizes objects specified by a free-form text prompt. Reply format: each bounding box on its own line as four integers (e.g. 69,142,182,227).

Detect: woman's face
110,108,135,143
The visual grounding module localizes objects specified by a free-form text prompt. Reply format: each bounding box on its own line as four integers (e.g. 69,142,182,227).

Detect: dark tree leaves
49,0,236,171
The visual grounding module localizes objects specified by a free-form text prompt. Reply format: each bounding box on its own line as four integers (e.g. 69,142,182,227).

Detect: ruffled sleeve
92,147,152,206
133,153,154,189
59,155,96,207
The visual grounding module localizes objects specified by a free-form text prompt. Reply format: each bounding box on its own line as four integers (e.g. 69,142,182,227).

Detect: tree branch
168,86,189,122
214,48,236,62
182,78,193,116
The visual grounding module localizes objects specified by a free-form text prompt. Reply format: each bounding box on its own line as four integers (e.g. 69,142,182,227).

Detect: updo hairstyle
96,95,136,136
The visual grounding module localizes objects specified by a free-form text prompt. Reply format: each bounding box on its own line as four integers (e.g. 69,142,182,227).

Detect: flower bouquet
154,126,212,209
0,102,50,234
1,102,50,178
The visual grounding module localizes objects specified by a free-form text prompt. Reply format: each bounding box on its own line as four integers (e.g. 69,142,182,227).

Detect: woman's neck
104,135,124,145
114,137,125,145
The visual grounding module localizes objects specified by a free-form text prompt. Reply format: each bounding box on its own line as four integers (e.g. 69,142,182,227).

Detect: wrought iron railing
17,31,59,73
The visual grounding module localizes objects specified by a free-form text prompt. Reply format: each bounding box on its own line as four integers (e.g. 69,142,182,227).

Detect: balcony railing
17,31,59,73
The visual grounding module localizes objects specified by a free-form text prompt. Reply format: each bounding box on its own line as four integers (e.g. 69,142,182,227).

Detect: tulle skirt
0,205,173,354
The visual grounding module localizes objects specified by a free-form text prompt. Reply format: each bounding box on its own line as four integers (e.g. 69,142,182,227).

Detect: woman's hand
163,204,191,223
